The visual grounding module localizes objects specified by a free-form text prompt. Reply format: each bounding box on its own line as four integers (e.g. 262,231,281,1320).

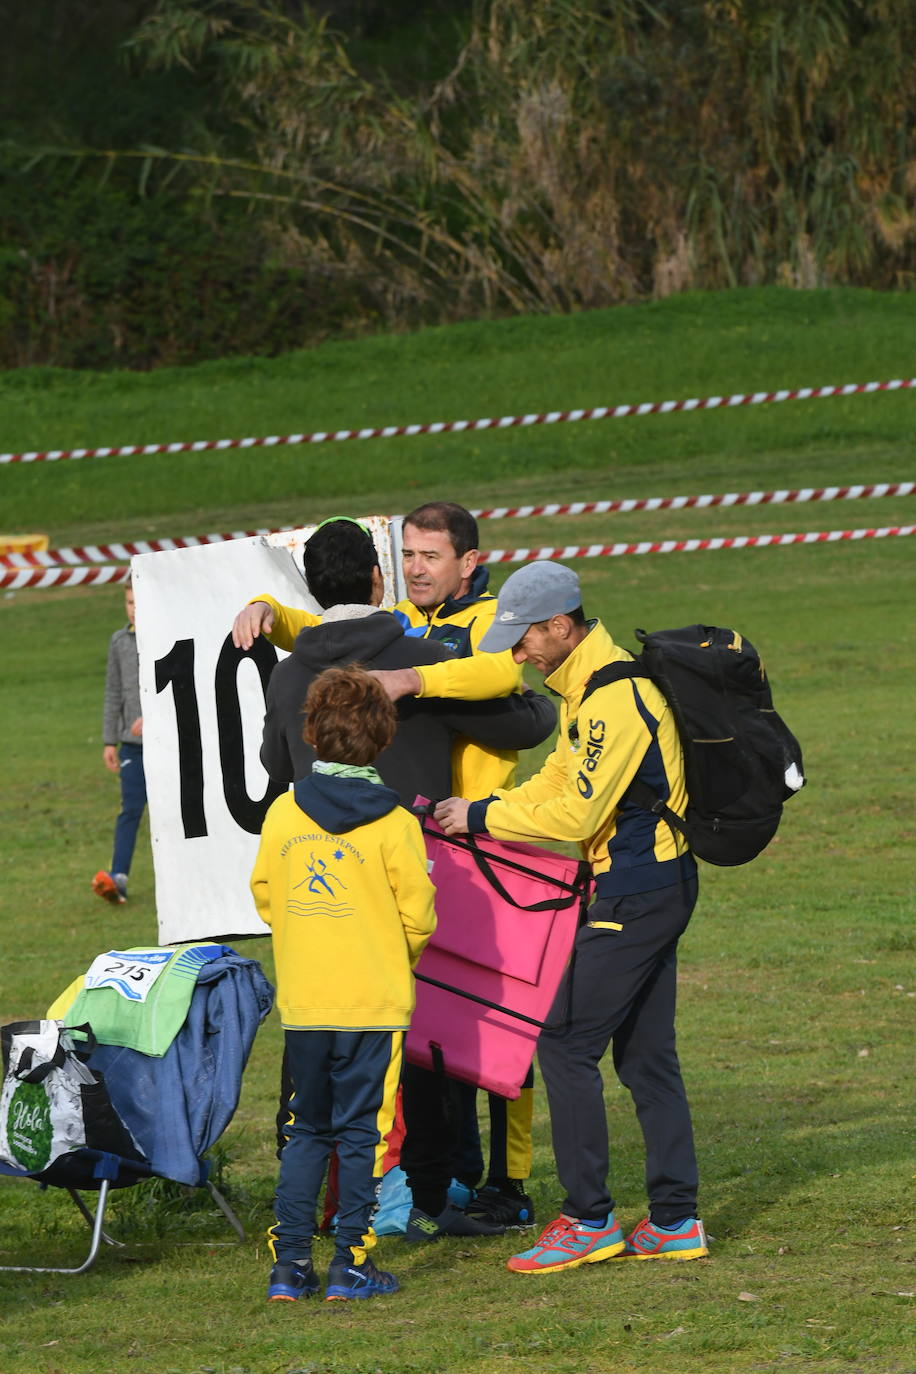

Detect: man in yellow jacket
434,560,709,1273
234,503,542,1230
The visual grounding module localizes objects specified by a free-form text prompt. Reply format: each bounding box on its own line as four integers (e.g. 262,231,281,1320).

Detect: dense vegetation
2,0,915,370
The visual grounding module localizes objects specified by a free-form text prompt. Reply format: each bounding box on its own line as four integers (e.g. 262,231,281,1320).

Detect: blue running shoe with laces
615,1216,708,1260
325,1255,399,1301
267,1260,320,1301
507,1213,625,1273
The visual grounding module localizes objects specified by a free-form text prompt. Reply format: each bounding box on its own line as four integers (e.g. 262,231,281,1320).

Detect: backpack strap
579,658,645,704
577,661,690,843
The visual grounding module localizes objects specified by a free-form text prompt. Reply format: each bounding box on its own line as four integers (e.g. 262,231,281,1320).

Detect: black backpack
581,625,805,867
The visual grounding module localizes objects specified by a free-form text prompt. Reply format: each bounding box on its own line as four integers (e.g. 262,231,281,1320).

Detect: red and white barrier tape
470,481,915,522
2,377,914,466
3,481,912,569
1,565,133,590
1,528,284,568
478,525,915,565
4,526,912,588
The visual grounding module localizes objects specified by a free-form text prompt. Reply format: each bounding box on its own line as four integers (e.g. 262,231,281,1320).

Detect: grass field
0,287,913,1374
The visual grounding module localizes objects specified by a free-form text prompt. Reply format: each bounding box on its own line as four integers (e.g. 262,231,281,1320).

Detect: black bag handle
419,809,590,913
13,1023,96,1084
15,1041,66,1084
61,1023,98,1060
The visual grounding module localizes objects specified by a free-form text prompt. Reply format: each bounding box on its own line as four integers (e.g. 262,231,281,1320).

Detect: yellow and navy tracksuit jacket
468,621,696,897
251,773,436,1030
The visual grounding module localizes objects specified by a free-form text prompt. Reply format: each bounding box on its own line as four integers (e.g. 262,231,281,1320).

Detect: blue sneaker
507,1213,625,1273
267,1260,320,1301
325,1256,399,1301
615,1216,708,1260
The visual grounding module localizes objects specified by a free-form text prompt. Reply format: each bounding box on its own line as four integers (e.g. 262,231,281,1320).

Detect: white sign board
133,518,401,944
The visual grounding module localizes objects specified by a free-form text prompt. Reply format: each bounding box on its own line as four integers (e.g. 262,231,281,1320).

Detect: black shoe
466,1185,536,1229
325,1256,399,1301
403,1201,505,1243
267,1260,320,1301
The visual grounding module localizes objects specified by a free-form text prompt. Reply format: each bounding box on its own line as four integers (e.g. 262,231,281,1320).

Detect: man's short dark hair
303,519,379,609
402,501,479,558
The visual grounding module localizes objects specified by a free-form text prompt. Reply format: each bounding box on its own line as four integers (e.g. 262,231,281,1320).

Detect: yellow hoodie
251,776,436,1030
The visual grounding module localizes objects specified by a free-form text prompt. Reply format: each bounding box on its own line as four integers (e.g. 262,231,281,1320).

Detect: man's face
125,588,136,627
511,619,573,677
401,523,477,610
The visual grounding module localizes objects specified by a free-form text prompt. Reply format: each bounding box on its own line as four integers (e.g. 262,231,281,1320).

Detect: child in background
251,666,437,1303
92,576,146,904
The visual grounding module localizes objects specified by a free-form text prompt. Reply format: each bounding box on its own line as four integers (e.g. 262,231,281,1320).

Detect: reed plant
7,1,916,368
120,0,916,307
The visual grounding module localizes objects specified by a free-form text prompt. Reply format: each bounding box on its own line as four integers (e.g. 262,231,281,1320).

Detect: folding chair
0,948,273,1275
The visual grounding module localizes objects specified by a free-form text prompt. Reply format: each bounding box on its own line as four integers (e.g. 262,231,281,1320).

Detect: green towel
65,944,228,1057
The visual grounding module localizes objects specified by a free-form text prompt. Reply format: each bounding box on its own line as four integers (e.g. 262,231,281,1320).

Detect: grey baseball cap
479,561,582,654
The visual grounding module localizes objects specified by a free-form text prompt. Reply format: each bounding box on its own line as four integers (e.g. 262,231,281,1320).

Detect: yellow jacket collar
544,621,630,712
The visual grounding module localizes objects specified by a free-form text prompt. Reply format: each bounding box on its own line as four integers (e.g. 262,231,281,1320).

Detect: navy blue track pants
537,878,699,1227
270,1028,402,1265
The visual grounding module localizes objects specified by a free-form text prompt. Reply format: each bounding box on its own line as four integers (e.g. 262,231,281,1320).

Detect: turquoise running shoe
616,1216,708,1260
507,1213,624,1273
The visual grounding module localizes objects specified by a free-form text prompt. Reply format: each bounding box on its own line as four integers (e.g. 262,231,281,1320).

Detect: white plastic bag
0,1019,141,1174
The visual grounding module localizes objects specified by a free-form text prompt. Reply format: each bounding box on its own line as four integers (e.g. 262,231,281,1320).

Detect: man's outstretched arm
232,595,320,651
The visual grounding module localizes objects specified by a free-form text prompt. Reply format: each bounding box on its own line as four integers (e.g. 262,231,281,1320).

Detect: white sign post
133,518,401,944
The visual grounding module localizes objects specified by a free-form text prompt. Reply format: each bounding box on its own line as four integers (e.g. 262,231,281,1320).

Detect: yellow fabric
482,622,690,880
399,602,520,700
251,793,436,1031
46,975,84,1020
252,593,319,652
505,1086,534,1179
389,595,524,796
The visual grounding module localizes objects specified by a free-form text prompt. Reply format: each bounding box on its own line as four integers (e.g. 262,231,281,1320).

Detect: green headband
312,516,371,538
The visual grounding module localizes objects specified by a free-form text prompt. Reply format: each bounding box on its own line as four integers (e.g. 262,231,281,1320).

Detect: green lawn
2,286,916,546
0,288,913,1374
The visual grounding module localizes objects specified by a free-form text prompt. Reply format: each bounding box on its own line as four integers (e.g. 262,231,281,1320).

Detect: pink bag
406,815,591,1099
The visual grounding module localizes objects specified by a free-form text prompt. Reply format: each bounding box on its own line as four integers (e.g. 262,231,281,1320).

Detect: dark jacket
259,610,556,806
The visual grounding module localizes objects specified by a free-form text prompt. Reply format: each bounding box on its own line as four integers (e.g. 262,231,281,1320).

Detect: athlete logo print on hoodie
288,845,355,919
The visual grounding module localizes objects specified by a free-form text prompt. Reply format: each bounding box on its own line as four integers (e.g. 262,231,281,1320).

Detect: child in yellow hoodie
251,666,436,1303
